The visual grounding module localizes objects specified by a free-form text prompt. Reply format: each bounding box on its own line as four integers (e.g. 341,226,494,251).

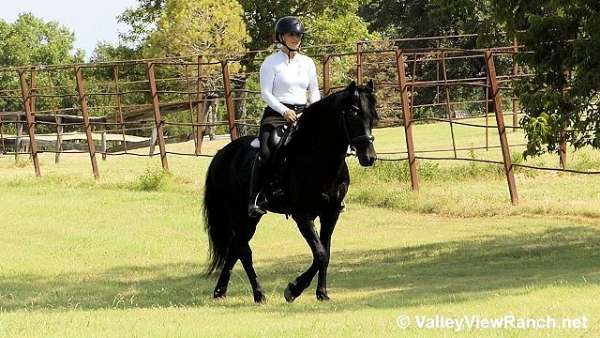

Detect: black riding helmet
275,16,306,52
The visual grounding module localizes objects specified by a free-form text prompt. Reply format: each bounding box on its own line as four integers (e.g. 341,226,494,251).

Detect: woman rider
248,16,321,217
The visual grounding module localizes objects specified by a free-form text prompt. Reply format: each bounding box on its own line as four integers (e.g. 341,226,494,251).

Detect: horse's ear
347,81,357,93
366,79,374,93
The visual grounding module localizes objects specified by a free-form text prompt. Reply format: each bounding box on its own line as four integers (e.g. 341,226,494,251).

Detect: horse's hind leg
240,242,266,303
213,246,239,299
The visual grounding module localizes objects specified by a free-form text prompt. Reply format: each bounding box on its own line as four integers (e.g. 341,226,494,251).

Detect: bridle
341,102,375,152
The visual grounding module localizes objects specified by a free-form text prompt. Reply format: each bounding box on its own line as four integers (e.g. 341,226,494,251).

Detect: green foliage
134,165,168,191
145,0,250,60
571,152,600,172
237,0,370,51
3,159,600,337
350,157,506,188
303,10,378,52
90,43,142,63
358,0,509,122
117,0,166,48
13,157,32,169
0,13,83,116
0,13,84,66
491,0,600,157
118,0,371,54
360,0,502,45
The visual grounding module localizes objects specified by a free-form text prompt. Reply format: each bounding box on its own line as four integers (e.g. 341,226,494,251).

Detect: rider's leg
247,126,272,217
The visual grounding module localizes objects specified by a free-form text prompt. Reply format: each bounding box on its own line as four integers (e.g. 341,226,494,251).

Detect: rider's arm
307,59,321,104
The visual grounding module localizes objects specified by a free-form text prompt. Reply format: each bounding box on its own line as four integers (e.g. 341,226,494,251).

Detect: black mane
298,84,378,130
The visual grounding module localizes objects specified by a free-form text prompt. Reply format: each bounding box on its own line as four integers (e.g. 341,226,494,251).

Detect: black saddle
268,123,296,153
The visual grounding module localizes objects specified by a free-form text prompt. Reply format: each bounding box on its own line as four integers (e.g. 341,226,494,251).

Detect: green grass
1,123,600,337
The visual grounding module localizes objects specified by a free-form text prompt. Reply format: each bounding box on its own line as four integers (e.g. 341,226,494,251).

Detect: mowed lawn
1,122,600,337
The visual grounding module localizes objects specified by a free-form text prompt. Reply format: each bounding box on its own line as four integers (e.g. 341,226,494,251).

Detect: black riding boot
248,155,268,217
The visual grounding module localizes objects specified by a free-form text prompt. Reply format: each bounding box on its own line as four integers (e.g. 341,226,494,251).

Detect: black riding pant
258,104,305,162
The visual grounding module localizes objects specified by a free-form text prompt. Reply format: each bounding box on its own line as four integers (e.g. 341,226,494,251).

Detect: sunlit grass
1,122,600,337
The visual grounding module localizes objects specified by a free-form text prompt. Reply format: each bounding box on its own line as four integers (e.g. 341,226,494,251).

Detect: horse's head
341,80,378,166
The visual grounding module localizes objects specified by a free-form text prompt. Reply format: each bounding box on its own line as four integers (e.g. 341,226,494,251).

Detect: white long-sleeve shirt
259,50,321,114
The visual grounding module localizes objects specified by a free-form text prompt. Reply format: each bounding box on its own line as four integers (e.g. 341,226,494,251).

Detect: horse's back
212,135,255,161
210,136,255,172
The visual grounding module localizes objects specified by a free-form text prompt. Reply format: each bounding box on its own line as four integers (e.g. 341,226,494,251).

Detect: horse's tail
203,162,233,276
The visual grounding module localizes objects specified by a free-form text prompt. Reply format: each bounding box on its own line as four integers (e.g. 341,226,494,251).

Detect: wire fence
1,35,598,205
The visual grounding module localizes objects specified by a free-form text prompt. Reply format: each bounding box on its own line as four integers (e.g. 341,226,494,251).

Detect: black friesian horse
203,80,377,303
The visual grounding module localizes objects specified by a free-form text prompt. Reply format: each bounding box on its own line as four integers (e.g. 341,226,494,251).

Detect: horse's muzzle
356,142,376,167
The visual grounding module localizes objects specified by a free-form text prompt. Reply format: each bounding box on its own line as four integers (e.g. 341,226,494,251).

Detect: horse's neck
293,102,348,160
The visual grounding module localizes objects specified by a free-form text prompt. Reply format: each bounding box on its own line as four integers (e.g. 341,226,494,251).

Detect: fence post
440,51,457,158
112,65,128,153
484,51,518,205
221,60,238,141
356,43,363,85
149,127,157,156
323,54,331,95
55,116,63,163
28,69,37,161
30,69,37,115
74,66,100,180
512,36,519,132
17,70,41,176
484,76,490,150
101,131,107,160
0,112,5,155
195,55,206,154
146,62,169,171
15,112,23,161
395,49,419,191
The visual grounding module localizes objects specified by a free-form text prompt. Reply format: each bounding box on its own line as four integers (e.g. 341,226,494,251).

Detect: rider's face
281,32,302,49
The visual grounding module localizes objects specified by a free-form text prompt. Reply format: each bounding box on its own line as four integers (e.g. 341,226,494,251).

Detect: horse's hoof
213,287,227,299
284,284,297,303
316,291,330,301
253,290,267,303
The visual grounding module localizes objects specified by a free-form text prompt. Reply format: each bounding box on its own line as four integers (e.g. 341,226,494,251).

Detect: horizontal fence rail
1,35,597,205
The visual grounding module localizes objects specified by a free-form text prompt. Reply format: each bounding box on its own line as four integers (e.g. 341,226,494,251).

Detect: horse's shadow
2,226,600,312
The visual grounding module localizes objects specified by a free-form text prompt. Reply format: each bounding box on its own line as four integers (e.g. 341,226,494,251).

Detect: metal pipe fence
1,35,597,205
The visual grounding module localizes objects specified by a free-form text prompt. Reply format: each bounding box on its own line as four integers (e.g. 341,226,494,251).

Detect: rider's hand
283,109,297,122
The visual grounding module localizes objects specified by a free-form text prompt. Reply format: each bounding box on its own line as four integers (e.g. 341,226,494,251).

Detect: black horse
203,80,377,303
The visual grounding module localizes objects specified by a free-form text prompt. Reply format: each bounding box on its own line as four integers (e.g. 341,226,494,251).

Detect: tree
0,13,83,119
237,0,371,51
359,0,501,47
0,13,83,67
118,0,166,48
358,1,513,121
491,0,600,158
303,10,378,52
114,0,377,127
144,0,249,59
90,43,141,63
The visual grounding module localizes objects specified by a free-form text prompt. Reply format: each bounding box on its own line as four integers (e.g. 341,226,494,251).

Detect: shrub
134,166,168,191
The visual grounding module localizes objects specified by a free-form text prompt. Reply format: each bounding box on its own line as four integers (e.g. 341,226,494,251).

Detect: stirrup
248,193,267,217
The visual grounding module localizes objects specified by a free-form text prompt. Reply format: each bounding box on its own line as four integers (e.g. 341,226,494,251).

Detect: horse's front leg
315,208,340,301
284,214,328,303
